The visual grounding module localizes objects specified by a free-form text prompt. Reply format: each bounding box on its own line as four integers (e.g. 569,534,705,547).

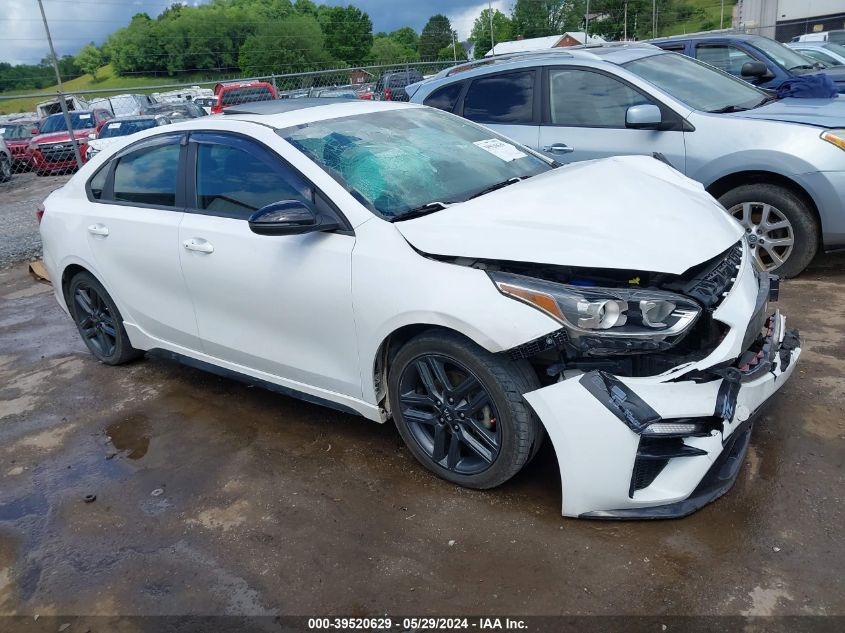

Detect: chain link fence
0,59,464,182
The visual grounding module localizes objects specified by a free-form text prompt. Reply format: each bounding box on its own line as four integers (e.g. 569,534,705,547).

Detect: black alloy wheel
398,354,501,475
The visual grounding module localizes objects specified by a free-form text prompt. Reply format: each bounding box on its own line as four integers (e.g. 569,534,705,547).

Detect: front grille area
629,436,709,496
682,241,743,309
39,143,76,163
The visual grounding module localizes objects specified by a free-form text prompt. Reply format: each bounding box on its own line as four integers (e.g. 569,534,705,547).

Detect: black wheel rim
398,354,501,475
73,284,117,359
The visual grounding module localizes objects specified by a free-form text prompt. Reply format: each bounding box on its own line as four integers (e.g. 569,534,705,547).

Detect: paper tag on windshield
109,122,121,129
0,129,5,135
79,114,91,119
473,138,527,162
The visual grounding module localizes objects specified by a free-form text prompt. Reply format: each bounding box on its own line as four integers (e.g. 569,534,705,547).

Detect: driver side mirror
248,200,339,236
741,61,772,78
625,104,663,130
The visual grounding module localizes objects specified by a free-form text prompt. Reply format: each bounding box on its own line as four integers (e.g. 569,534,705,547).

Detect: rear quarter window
423,82,465,112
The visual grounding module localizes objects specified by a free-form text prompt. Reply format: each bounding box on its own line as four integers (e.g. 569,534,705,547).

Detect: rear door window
113,139,181,207
423,82,464,112
462,71,535,124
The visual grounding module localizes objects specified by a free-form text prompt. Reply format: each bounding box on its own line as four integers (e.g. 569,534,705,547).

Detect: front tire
66,271,143,365
719,183,818,278
388,330,542,490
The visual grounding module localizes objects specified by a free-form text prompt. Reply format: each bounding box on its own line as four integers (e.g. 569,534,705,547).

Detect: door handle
87,223,109,237
542,143,575,154
183,238,214,254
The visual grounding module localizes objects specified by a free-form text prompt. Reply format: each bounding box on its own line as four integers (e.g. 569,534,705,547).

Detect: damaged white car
39,100,801,518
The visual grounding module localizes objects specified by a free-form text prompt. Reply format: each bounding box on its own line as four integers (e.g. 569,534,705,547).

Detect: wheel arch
705,170,822,244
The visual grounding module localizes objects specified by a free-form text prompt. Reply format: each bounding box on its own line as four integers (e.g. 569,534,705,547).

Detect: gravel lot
0,172,71,268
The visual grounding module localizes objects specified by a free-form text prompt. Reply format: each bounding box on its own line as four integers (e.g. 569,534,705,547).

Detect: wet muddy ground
0,254,843,618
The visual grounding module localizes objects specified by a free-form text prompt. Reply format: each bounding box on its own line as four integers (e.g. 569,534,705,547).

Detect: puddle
106,413,151,460
0,494,48,522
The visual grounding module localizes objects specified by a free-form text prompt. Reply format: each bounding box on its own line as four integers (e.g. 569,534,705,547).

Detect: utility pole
451,31,458,62
720,0,725,29
488,1,495,55
652,0,657,39
624,1,628,41
585,0,591,37
37,0,83,169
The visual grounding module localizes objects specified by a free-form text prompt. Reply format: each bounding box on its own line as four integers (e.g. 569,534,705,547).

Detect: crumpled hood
727,95,845,127
394,155,743,275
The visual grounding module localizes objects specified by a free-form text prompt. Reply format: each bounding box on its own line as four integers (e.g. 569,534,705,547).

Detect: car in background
791,30,845,45
39,99,800,519
373,70,423,101
29,109,112,176
0,119,39,171
650,33,845,92
142,102,207,120
85,115,172,160
0,137,11,182
89,93,157,117
36,95,89,118
355,83,375,100
787,41,845,67
210,81,276,114
194,97,216,114
409,44,845,276
308,85,359,99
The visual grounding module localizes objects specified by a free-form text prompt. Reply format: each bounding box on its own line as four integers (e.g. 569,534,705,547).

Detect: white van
89,93,156,117
35,95,89,118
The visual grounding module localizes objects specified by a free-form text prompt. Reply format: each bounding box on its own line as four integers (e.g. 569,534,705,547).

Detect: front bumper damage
522,246,802,519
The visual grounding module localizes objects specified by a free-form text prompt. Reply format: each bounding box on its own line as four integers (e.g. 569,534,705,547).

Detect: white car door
458,69,541,151
83,132,201,349
177,131,361,397
537,67,687,172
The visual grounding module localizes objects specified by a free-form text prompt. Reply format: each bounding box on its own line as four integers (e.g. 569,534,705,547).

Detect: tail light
36,203,45,225
384,87,391,101
210,104,223,114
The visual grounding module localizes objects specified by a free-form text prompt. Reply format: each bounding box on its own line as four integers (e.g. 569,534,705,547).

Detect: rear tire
719,183,818,278
388,330,543,490
66,271,143,365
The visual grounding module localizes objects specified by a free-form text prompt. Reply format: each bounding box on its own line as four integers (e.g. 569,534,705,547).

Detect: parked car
355,83,375,100
0,137,11,182
308,86,359,99
36,95,90,118
650,33,845,92
29,109,112,175
142,102,207,120
39,99,801,518
373,70,423,101
89,93,157,117
787,41,845,67
791,30,845,45
194,97,216,114
0,119,39,171
85,115,172,160
409,44,845,276
210,81,276,113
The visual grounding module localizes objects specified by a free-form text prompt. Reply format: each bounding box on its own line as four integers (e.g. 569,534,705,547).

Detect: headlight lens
821,129,845,151
490,271,701,343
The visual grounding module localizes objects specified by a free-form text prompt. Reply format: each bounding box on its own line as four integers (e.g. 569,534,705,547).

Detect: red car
0,120,40,170
210,81,276,114
29,109,112,176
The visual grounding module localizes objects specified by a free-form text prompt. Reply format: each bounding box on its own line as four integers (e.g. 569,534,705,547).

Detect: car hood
87,137,121,152
728,95,845,126
33,130,93,145
394,155,743,275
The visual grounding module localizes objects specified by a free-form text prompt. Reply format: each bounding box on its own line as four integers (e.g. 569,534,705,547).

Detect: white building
486,32,607,57
736,0,845,41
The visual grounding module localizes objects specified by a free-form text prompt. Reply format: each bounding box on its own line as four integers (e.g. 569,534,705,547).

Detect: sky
2,0,510,65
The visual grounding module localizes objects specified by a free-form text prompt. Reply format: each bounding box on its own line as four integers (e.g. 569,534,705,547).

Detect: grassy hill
658,0,737,37
0,64,229,115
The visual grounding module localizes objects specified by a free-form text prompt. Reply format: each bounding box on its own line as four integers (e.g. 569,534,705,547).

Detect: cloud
448,0,510,41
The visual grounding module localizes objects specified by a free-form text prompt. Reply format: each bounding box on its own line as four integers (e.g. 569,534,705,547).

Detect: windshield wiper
390,201,451,222
467,176,524,201
788,64,816,71
752,94,779,109
707,104,751,113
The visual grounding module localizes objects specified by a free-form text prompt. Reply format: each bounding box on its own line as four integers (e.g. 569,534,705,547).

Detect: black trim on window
541,65,688,132
184,130,353,234
85,132,187,211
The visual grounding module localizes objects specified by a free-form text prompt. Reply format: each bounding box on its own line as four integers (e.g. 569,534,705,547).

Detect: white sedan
39,100,801,518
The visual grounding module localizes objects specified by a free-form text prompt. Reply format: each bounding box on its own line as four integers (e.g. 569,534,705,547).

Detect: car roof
107,115,159,122
650,32,762,43
221,99,420,128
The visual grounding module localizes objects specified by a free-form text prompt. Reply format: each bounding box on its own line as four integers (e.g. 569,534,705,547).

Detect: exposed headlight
489,271,701,350
821,129,845,151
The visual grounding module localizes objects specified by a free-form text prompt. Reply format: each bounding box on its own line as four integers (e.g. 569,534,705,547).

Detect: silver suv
409,44,845,276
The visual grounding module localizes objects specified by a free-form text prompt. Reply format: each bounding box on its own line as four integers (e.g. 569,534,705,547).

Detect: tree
239,14,331,75
437,42,467,62
511,0,585,39
369,36,414,65
470,9,513,58
319,5,373,65
389,27,419,53
419,14,454,60
75,43,103,80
